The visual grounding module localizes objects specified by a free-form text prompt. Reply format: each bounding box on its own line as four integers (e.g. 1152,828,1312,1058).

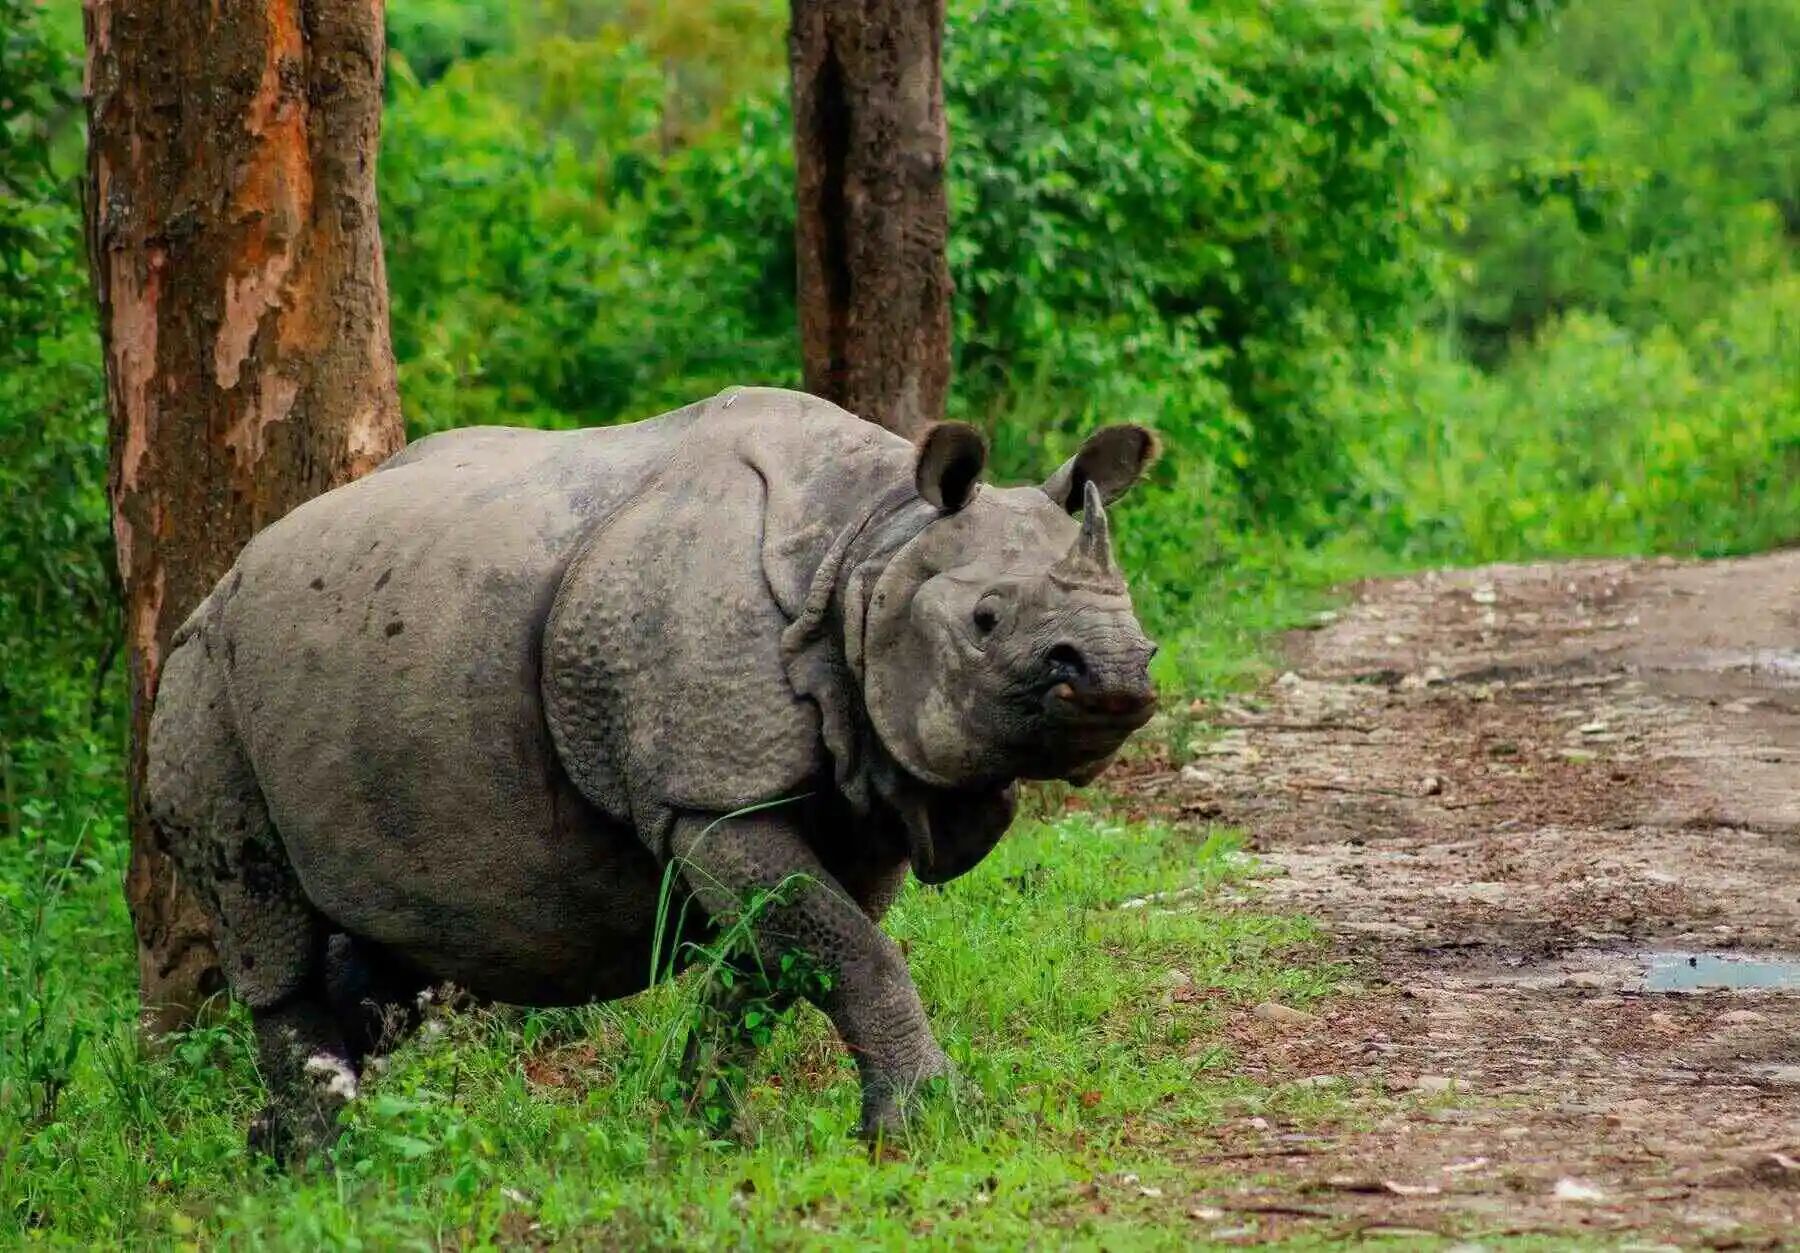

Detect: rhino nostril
1046,643,1086,680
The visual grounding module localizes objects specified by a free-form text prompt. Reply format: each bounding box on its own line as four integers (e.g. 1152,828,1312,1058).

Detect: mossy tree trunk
789,0,952,439
82,0,406,1036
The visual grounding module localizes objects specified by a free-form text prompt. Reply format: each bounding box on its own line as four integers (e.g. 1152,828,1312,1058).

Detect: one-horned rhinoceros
147,386,1161,1161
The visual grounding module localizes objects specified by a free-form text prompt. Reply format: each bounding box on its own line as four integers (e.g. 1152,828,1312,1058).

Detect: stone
1252,1001,1319,1027
1716,1009,1770,1027
1382,1180,1440,1197
1552,1177,1605,1202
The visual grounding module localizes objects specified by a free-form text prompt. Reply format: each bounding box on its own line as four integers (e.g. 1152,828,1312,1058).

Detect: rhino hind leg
323,932,429,1068
244,993,359,1166
179,790,361,1166
148,634,361,1166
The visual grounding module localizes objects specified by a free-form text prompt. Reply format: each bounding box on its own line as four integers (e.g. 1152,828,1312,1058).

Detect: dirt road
1146,552,1800,1247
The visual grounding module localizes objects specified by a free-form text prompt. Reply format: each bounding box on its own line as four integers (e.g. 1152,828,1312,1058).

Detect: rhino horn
1050,480,1125,591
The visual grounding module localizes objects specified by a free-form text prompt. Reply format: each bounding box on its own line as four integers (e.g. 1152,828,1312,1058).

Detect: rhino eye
973,605,999,634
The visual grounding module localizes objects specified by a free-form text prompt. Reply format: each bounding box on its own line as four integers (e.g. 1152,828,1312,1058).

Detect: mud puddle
1643,949,1800,992
1458,946,1800,994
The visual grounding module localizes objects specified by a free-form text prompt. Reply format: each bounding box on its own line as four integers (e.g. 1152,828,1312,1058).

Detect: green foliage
0,0,117,828
1437,0,1800,354
0,0,78,314
380,21,797,435
1408,0,1565,58
944,0,1458,506
1312,0,1800,569
384,0,520,85
379,0,1457,490
1331,273,1800,562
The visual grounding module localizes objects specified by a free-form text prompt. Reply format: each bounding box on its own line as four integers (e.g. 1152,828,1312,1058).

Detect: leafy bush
380,0,1457,482
0,0,116,807
381,16,796,435
1437,0,1800,356
1331,273,1800,562
944,0,1458,500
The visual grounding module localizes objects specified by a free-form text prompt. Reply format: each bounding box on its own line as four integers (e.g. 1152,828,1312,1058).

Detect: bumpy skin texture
146,387,1161,1160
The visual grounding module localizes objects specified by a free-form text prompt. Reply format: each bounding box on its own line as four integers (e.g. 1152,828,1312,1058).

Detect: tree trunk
789,0,952,439
82,0,406,1038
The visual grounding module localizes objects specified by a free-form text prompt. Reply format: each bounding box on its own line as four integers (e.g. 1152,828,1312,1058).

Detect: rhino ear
1041,425,1162,514
914,421,988,514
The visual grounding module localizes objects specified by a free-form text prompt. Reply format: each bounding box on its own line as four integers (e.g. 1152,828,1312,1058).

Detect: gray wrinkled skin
146,387,1161,1161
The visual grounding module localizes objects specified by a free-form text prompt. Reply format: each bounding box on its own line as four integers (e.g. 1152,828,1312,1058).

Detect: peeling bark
83,0,406,1037
790,0,952,439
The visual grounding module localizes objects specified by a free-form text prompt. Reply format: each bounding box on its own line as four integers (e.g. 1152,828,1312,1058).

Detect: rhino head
859,421,1161,878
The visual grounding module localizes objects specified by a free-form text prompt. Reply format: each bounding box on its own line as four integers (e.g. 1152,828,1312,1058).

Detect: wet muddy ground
1130,551,1800,1247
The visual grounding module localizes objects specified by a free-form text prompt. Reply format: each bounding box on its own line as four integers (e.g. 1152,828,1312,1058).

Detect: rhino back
215,399,710,1001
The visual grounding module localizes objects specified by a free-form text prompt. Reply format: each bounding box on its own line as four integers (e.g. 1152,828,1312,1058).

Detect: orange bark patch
213,0,313,391
110,245,163,493
108,243,165,581
343,401,402,477
223,371,299,474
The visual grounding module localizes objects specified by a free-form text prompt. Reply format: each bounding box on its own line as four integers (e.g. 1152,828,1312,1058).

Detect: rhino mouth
1043,679,1158,723
1027,681,1158,780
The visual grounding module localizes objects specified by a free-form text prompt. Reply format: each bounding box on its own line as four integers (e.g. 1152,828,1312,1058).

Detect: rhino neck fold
779,488,1019,883
778,485,938,810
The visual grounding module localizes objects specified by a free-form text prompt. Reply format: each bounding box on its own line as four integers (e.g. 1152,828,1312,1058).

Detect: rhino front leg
669,812,948,1140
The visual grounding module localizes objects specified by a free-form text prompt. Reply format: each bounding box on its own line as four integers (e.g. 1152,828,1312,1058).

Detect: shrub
379,0,1459,500
1437,0,1800,356
0,0,115,790
1331,274,1800,562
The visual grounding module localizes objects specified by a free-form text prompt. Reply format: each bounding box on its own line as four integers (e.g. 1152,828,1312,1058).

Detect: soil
1128,552,1800,1248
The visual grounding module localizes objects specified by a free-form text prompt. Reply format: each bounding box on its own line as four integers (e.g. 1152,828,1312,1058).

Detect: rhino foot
855,1043,962,1143
247,1095,344,1170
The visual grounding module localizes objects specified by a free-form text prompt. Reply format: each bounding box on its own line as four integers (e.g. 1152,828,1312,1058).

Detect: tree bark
82,0,406,1037
789,0,952,439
